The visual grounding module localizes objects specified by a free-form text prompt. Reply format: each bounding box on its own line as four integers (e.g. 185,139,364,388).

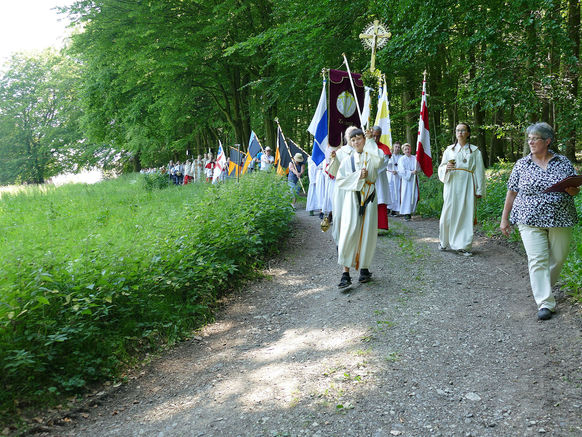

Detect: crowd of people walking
306,122,579,322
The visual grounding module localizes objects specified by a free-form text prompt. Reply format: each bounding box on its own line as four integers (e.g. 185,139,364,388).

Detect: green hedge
416,162,582,298
0,172,293,413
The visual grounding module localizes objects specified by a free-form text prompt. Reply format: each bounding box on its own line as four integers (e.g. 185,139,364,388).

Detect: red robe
376,141,391,230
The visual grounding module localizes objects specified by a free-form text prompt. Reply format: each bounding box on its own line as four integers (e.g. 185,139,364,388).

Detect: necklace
457,144,471,163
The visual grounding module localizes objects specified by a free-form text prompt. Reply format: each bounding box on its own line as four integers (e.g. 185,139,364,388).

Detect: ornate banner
328,69,365,148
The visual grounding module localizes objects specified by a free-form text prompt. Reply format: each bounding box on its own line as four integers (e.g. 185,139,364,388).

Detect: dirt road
40,210,582,436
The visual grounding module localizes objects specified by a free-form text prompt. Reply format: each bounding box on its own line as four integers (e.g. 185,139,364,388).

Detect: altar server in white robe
387,141,402,215
397,143,420,221
328,126,358,243
305,156,320,215
438,122,485,256
322,145,338,219
315,160,327,218
336,128,381,289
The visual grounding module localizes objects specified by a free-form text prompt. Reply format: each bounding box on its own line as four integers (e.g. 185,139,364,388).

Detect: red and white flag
212,140,227,183
416,76,433,177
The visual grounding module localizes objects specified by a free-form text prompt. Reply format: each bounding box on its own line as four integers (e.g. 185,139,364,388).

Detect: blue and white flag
307,79,328,166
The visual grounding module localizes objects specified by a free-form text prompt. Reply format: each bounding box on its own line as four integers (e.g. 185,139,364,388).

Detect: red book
543,175,582,193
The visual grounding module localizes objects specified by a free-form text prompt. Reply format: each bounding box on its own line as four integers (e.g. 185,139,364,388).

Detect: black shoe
319,212,324,219
358,268,372,283
538,308,553,320
338,272,352,289
309,211,315,216
390,211,398,216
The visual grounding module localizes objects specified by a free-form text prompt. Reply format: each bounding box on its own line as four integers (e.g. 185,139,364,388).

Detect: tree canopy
1,0,580,180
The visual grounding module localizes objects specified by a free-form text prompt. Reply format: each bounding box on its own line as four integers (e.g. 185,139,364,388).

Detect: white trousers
518,224,573,311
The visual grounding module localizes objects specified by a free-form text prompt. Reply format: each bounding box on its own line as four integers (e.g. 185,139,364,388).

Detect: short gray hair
526,122,554,145
372,125,382,134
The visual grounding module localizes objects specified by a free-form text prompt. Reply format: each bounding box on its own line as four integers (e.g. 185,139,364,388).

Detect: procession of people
140,118,579,322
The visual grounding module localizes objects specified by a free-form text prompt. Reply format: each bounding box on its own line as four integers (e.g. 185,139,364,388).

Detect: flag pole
236,144,241,182
275,118,306,194
341,53,364,130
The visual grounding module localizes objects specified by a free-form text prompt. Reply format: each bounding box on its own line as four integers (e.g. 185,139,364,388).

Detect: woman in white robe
397,143,420,220
438,123,485,255
387,142,402,215
335,129,381,289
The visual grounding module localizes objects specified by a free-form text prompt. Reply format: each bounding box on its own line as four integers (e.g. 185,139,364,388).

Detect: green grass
0,171,293,419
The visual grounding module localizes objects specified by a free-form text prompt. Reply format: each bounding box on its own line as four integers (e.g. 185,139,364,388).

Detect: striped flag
374,81,393,148
416,76,433,177
307,79,328,166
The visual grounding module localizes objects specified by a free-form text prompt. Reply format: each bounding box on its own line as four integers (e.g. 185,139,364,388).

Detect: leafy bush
415,173,443,218
141,171,170,190
0,172,293,416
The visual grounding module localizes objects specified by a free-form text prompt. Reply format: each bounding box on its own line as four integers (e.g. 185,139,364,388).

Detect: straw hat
265,146,272,151
294,153,304,162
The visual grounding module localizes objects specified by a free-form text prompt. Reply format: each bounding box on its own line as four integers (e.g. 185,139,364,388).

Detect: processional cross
359,20,390,72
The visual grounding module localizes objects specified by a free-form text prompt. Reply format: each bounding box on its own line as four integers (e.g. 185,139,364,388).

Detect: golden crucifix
359,20,391,72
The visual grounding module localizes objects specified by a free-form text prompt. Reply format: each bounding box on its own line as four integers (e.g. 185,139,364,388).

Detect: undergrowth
0,171,293,421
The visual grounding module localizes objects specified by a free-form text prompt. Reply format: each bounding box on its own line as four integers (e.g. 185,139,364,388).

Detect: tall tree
0,51,85,184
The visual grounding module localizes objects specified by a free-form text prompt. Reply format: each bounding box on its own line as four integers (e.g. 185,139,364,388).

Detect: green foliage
141,172,171,191
0,172,293,416
415,173,443,218
0,50,87,184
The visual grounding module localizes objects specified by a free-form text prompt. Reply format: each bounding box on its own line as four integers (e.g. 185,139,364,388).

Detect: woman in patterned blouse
500,122,580,321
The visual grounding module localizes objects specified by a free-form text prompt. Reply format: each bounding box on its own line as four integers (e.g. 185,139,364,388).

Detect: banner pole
342,53,364,130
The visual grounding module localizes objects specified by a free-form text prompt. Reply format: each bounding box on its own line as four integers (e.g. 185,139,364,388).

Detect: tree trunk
565,0,580,161
402,75,414,146
490,109,505,165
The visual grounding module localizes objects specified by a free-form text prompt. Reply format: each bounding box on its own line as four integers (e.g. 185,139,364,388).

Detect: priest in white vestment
335,128,381,289
438,123,485,255
397,143,420,221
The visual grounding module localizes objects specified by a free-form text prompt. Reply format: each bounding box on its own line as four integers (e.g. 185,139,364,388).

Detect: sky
0,0,76,65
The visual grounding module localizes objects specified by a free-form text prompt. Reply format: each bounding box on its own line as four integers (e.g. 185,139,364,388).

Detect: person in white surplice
305,156,320,216
397,143,420,221
387,141,402,216
438,122,485,256
328,126,358,243
335,128,381,290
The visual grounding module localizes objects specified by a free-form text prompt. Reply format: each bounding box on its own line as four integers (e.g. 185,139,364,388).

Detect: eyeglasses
528,136,544,142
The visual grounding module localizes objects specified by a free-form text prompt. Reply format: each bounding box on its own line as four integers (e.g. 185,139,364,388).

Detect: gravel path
38,210,582,436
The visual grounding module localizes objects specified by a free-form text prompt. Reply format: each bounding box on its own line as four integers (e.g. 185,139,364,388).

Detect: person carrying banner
438,123,485,256
336,128,381,289
204,154,215,183
328,126,358,242
288,153,305,210
372,126,391,230
306,156,320,216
